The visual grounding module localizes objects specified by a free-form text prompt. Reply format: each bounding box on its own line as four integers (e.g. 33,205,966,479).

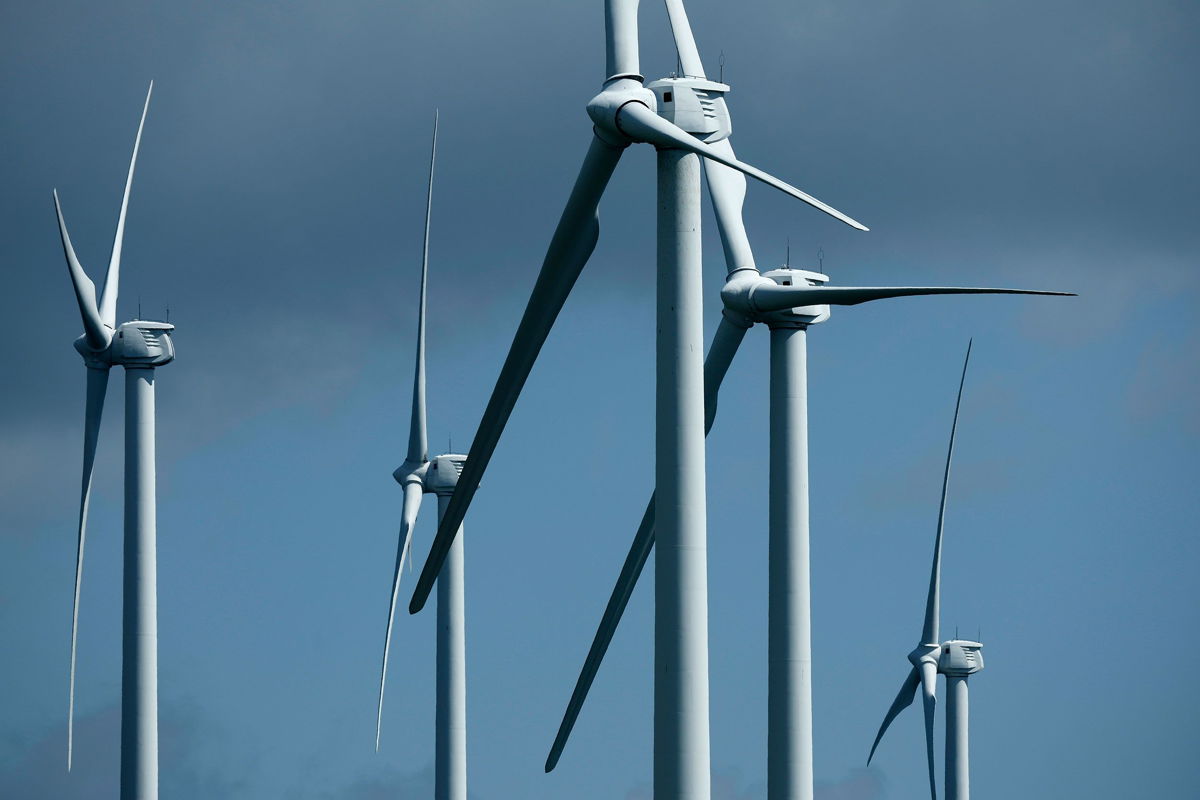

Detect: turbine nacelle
759,268,831,326
645,77,731,142
426,454,467,497
71,320,174,368
719,267,831,326
938,640,984,676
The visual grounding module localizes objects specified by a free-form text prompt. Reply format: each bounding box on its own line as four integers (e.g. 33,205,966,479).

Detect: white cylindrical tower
655,147,711,800
940,639,983,800
431,456,468,800
760,268,828,800
767,323,812,800
121,366,158,800
946,675,969,800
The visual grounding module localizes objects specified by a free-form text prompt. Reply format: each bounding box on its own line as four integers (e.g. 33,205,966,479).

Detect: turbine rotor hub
392,459,429,488
586,80,656,146
907,643,941,669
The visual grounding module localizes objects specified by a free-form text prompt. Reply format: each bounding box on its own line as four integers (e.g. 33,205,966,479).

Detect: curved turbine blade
920,660,939,800
53,192,110,351
658,2,759,273
750,285,1075,315
605,0,642,78
923,341,972,646
664,0,705,78
408,112,437,465
546,497,655,773
545,315,749,771
867,666,920,764
99,82,152,329
704,140,756,274
67,365,110,770
376,481,425,750
409,133,627,614
615,102,868,231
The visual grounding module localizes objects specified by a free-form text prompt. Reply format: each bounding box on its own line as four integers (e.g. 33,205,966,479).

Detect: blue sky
1,1,1197,797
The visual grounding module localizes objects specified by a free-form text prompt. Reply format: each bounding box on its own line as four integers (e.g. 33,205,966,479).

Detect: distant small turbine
56,82,172,800
375,112,469,800
866,342,984,800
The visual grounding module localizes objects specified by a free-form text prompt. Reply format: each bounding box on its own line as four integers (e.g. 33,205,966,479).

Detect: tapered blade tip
407,593,427,615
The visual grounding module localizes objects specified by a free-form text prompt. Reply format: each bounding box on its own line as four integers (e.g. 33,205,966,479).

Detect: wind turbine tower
867,342,989,800
941,638,984,800
404,3,867,798
56,82,171,800
539,7,1069,800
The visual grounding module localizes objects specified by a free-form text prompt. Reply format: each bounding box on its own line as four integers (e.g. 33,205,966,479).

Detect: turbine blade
923,341,972,646
614,102,868,230
409,133,626,614
408,112,437,465
750,285,1076,315
68,366,110,770
664,0,706,78
704,140,756,274
920,661,939,800
546,496,655,772
545,316,748,771
99,82,152,328
376,481,424,750
867,666,920,765
605,0,642,78
53,192,110,351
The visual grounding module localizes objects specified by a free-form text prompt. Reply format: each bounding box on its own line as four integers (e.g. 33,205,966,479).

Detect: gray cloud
0,703,253,799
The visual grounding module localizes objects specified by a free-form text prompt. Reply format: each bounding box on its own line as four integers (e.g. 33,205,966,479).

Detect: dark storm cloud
1,1,1197,798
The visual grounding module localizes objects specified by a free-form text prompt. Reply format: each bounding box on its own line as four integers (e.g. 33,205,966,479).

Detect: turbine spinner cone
908,643,940,669
392,460,429,487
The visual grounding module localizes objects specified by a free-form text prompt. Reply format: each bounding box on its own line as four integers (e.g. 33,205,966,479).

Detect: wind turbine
56,82,172,800
539,5,1070,799
375,112,470,800
867,342,985,800
404,2,869,796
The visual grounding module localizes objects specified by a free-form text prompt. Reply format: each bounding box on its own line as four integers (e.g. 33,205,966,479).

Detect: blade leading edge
408,133,626,614
99,81,153,329
376,481,424,750
750,285,1076,315
53,192,109,352
408,112,437,466
545,314,749,771
614,102,868,231
923,340,972,646
868,666,921,765
67,365,110,770
921,661,939,800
